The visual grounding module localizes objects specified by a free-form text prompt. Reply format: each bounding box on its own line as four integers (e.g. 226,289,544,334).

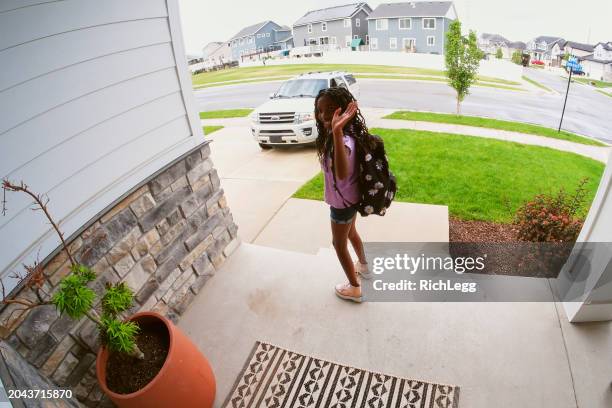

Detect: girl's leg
331,220,360,287
348,217,367,264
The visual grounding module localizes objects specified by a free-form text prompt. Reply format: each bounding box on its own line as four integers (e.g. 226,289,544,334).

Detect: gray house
228,21,293,61
366,1,458,54
293,3,372,49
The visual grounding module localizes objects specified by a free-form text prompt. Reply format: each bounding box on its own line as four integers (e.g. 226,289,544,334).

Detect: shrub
511,50,522,65
514,179,589,242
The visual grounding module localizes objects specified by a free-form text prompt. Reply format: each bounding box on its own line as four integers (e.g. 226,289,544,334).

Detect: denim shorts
330,205,358,224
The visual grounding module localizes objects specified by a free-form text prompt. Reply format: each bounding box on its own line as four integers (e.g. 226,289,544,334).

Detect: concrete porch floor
179,243,612,408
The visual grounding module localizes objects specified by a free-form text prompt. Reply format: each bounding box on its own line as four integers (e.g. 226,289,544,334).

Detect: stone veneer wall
0,141,238,407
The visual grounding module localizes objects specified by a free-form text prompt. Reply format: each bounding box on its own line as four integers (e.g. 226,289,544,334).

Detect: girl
314,87,376,303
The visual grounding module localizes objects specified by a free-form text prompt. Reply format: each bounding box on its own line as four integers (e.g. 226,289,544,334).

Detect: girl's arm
331,101,358,181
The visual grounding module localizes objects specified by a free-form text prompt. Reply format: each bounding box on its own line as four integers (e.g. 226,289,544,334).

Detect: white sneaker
334,282,362,303
354,261,372,280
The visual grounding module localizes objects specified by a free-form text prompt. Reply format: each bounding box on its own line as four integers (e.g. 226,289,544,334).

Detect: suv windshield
275,79,328,98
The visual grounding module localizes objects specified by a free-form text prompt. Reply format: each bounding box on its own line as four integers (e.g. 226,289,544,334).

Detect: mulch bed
448,217,567,277
449,217,518,242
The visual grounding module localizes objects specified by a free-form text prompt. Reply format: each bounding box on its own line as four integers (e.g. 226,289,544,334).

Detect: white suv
249,71,360,148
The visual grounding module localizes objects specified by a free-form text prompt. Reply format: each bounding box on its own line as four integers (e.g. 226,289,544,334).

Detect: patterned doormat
223,341,460,408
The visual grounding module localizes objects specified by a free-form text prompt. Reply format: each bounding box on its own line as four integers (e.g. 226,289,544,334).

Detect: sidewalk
202,109,611,163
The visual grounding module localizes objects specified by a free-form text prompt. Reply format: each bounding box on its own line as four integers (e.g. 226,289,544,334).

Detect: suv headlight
295,112,315,124
249,111,259,123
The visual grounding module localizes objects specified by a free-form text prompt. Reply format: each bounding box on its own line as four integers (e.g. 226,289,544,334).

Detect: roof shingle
367,1,454,19
293,2,370,27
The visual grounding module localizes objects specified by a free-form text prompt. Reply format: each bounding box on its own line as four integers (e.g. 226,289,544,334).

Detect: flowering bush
514,179,589,242
531,59,545,65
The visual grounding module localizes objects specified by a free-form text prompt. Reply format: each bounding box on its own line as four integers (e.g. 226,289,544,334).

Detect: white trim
390,37,397,49
344,18,351,28
422,18,436,30
321,22,327,32
427,35,435,46
398,18,412,30
402,37,416,49
307,23,312,33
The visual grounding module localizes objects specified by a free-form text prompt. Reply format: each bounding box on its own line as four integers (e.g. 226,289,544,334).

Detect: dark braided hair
314,86,378,165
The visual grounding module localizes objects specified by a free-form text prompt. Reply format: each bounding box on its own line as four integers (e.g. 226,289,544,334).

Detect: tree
511,50,522,65
496,47,503,59
444,20,481,115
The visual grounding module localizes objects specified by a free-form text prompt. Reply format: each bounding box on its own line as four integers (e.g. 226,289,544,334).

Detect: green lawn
573,77,612,88
522,75,553,92
203,126,223,135
596,89,612,98
384,111,606,146
293,128,604,223
199,109,252,119
191,64,520,88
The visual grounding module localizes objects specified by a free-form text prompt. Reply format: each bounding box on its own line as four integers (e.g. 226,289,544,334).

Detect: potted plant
1,180,215,407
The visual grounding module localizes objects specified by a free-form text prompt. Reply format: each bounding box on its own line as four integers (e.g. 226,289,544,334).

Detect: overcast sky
178,0,612,55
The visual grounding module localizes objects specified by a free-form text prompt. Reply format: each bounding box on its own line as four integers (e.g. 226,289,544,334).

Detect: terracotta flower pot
96,311,216,408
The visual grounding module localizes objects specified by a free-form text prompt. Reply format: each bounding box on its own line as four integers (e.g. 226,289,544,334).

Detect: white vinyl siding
423,18,436,29
370,37,378,50
0,0,202,292
356,18,360,27
390,37,397,49
330,36,337,45
399,18,412,30
375,19,388,31
427,36,435,46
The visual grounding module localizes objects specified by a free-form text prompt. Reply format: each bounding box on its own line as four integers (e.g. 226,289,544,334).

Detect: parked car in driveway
249,71,360,148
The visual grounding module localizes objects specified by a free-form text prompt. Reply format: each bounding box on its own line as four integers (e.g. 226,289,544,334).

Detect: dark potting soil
106,320,169,395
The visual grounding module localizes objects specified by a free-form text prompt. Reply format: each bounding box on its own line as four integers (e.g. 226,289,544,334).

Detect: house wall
351,9,370,45
0,0,239,405
294,19,353,48
230,21,283,60
582,60,606,81
367,17,447,54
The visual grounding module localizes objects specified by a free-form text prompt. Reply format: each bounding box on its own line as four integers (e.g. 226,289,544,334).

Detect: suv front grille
258,112,295,124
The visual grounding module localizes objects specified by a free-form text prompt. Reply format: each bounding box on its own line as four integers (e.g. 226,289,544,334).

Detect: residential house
478,33,510,58
366,1,458,54
579,42,612,81
202,41,232,69
228,21,294,61
292,3,372,50
562,41,594,58
187,56,205,74
527,36,565,66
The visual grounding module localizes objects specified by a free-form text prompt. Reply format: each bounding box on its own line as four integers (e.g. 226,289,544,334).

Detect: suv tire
259,143,273,149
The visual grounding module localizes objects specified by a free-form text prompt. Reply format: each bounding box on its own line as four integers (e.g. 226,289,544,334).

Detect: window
370,37,378,50
402,38,415,50
308,38,316,45
320,37,329,45
256,34,261,38
427,36,435,46
356,18,360,27
365,34,369,45
399,18,412,30
239,38,244,45
390,37,397,49
345,74,357,85
423,18,436,29
353,35,359,39
266,32,270,37
345,35,352,47
322,22,327,32
307,24,312,33
375,19,388,31
344,18,351,28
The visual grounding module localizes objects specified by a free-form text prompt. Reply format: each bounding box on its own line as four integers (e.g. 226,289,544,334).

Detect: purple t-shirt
322,135,360,208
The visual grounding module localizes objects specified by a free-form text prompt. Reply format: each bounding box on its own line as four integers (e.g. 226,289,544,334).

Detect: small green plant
511,50,522,65
1,180,144,359
496,47,503,59
514,178,589,242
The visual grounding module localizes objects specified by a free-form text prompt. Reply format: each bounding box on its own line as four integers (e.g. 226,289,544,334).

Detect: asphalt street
194,67,612,142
